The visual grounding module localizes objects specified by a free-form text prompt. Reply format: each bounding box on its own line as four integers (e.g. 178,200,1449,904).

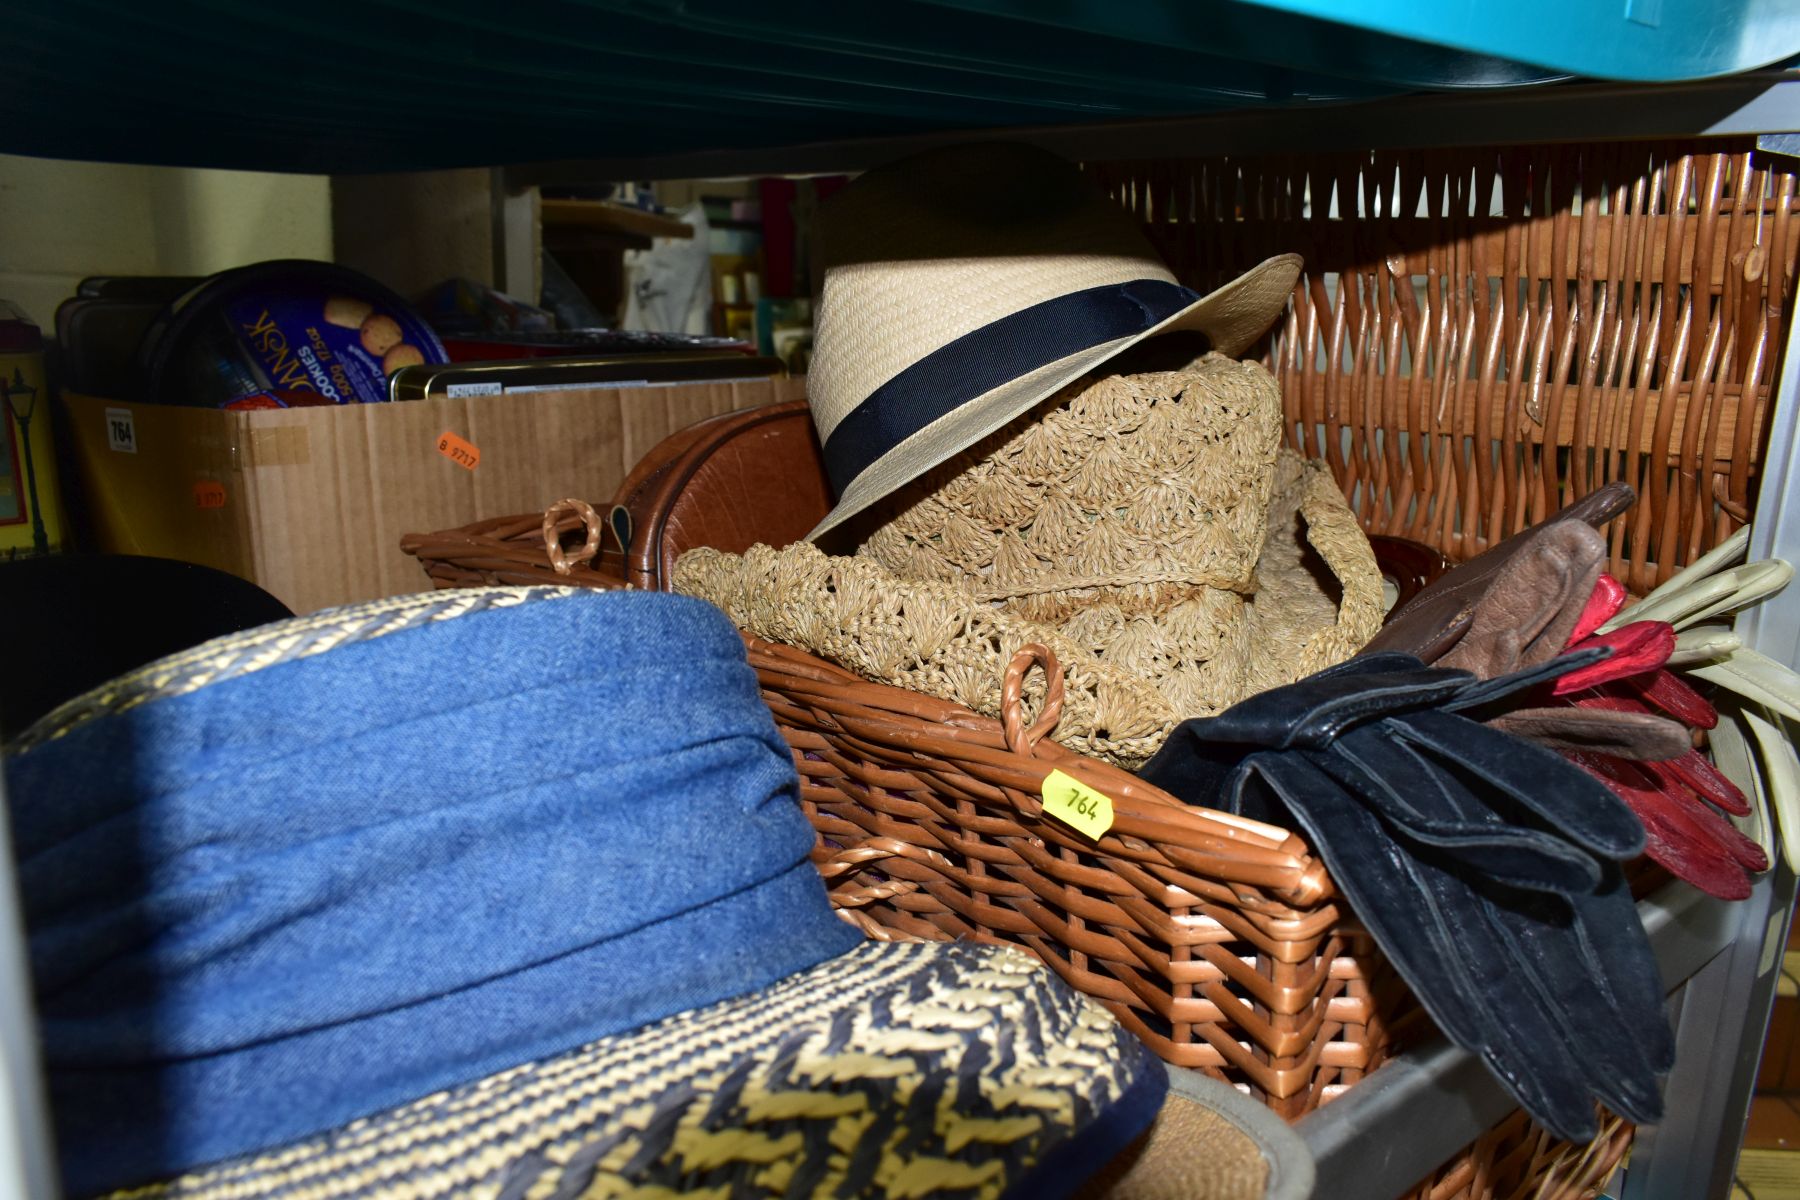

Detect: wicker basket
1409,1111,1635,1200
1091,140,1798,590
402,496,1631,1200
406,500,1379,1101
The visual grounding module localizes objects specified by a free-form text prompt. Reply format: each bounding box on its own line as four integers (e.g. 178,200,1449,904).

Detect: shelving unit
6,6,1800,1198
539,199,694,245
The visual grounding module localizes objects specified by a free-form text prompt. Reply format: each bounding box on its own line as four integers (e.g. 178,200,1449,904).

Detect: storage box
59,377,803,614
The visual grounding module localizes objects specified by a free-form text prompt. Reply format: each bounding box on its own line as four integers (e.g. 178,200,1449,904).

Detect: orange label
192,481,227,510
437,431,480,470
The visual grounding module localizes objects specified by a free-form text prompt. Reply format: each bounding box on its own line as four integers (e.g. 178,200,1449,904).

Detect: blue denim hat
6,586,1166,1199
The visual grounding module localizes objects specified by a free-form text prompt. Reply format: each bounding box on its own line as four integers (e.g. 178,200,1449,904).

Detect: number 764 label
1040,770,1115,840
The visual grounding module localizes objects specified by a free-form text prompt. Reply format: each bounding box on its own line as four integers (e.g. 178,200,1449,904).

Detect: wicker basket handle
1001,642,1065,757
542,499,604,575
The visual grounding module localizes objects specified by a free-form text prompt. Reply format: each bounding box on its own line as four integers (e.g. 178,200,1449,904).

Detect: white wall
0,154,332,331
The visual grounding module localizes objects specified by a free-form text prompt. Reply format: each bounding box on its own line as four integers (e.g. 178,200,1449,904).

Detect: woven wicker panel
1091,142,1800,591
1402,1109,1634,1200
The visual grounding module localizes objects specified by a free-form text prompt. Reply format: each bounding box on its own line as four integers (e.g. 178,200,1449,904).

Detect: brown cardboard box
61,377,805,614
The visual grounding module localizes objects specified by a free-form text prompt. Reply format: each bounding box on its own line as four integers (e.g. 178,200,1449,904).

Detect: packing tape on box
244,426,312,468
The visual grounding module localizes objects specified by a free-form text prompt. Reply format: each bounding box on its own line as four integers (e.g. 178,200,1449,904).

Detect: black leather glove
1139,650,1668,1143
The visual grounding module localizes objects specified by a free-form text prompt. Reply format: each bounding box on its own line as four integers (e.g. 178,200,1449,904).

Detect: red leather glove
1551,575,1766,898
1567,749,1765,900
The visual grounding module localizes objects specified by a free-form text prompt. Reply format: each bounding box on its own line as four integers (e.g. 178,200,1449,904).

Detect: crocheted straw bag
674,358,1385,769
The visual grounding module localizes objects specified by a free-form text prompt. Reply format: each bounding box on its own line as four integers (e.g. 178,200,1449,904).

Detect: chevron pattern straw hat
6,587,1186,1200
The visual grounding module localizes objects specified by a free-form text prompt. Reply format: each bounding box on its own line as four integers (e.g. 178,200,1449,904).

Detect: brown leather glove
1488,707,1693,761
1437,522,1607,677
1360,483,1693,763
1363,481,1636,662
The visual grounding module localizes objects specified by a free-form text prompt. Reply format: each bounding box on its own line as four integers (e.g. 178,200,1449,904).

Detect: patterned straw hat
678,362,1385,769
4,587,1198,1200
804,141,1301,541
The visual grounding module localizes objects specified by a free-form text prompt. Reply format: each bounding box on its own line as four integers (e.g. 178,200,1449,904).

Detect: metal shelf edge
1211,880,1741,1200
506,72,1800,187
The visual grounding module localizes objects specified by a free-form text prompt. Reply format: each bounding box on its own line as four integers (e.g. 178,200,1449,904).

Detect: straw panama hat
805,140,1302,540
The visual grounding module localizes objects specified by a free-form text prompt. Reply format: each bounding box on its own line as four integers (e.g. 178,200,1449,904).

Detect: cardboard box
61,377,805,613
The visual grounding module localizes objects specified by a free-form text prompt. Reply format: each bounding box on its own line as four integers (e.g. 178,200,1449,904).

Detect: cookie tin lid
137,260,446,406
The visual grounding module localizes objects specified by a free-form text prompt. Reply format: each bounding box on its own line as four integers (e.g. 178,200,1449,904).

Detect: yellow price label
1040,769,1115,840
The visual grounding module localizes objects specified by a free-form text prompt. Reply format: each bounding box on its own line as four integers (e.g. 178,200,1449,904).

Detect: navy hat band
820,278,1200,498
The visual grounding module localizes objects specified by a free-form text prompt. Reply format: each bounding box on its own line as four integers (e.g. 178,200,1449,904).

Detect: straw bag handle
1001,642,1065,756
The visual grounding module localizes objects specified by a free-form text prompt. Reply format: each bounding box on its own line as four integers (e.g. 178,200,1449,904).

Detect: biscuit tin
138,261,446,407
